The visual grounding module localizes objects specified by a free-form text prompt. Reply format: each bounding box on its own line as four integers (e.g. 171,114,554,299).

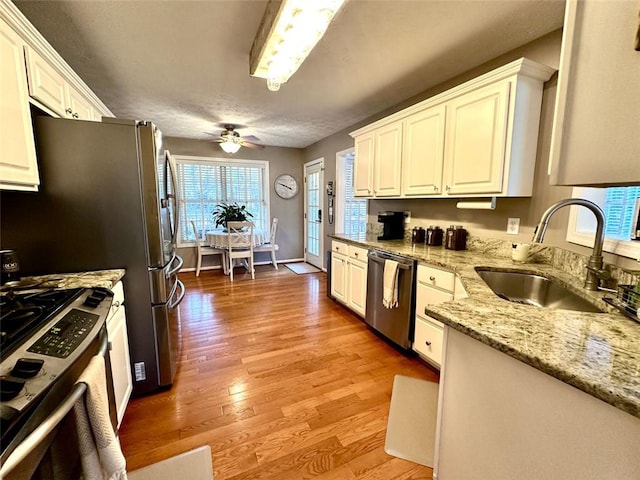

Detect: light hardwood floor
119,265,439,479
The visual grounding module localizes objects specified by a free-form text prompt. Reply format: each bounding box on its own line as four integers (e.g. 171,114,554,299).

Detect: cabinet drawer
417,264,455,292
413,315,444,367
331,240,348,254
348,245,368,262
416,283,453,319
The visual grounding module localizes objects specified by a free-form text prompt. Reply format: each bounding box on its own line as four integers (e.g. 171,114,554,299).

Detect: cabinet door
24,46,67,117
108,305,133,427
402,105,445,196
549,0,640,185
353,132,374,197
67,85,95,121
331,252,348,303
373,120,403,196
414,315,444,367
0,18,39,191
347,259,367,317
443,81,510,195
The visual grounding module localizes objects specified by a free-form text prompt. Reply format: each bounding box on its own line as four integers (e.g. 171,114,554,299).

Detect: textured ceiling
14,0,565,148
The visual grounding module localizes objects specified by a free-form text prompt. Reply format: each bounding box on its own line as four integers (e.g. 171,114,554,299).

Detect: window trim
566,187,640,260
173,154,270,248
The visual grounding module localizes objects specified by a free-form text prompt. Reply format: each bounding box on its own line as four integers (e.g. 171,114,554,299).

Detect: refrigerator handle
168,280,186,309
165,151,180,246
167,254,184,277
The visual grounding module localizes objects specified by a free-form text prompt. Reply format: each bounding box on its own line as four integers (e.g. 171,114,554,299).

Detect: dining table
205,228,268,275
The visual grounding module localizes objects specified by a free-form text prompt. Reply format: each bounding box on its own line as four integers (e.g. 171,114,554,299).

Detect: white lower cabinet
331,241,368,318
107,281,133,428
413,264,466,369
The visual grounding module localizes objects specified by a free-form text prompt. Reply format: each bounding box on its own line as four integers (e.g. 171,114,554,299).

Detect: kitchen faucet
532,198,608,291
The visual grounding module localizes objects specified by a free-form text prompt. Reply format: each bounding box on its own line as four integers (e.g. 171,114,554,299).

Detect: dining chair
190,220,224,276
226,221,255,281
254,217,279,270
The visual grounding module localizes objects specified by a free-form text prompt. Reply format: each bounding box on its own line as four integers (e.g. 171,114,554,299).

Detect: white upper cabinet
548,0,640,186
353,121,403,198
350,58,555,199
354,132,374,196
0,17,39,191
0,1,112,191
401,105,445,196
443,81,510,195
373,120,403,197
25,46,102,121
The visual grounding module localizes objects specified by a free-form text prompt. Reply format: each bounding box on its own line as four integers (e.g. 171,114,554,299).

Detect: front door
304,159,324,269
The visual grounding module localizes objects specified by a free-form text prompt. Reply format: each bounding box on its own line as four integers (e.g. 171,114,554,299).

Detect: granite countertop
9,269,125,291
331,233,640,419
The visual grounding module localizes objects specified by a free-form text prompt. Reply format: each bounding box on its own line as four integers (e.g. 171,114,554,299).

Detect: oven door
0,326,116,479
153,279,185,387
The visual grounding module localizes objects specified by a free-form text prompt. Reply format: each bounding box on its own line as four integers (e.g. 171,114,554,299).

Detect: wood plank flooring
118,265,439,479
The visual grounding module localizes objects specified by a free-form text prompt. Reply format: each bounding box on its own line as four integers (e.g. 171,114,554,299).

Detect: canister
412,227,425,244
425,226,443,246
445,225,468,250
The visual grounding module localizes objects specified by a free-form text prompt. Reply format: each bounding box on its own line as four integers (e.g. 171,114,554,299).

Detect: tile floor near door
118,266,438,479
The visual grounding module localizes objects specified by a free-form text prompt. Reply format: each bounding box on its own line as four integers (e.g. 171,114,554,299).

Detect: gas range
0,287,114,458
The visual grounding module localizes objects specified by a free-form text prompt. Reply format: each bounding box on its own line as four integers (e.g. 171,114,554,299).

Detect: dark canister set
412,225,467,250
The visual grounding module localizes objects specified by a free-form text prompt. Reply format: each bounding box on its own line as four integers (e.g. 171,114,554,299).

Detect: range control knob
0,376,26,401
11,358,45,378
83,288,113,308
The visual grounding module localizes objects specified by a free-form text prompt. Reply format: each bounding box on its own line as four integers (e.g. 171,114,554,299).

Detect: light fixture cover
250,0,347,90
220,140,241,154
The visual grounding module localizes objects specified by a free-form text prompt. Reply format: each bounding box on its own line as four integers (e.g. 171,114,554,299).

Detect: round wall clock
274,174,298,199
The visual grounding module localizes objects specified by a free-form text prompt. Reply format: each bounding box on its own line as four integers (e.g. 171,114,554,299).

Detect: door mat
128,446,213,480
285,262,322,275
385,375,439,467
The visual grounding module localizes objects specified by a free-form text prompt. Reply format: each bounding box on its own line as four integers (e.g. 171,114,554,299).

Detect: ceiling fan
209,125,264,154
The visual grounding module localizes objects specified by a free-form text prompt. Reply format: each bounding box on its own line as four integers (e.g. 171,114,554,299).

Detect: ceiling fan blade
242,134,261,143
241,140,264,150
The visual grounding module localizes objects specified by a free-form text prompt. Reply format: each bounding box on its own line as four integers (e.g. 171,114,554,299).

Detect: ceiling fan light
250,0,347,89
220,140,241,154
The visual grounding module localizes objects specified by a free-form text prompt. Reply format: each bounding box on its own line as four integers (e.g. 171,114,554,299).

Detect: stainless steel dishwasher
365,250,416,350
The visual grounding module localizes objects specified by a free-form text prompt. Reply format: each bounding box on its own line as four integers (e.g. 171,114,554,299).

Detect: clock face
274,174,298,199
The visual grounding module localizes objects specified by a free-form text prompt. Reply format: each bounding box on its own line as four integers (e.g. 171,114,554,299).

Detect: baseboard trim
182,257,307,273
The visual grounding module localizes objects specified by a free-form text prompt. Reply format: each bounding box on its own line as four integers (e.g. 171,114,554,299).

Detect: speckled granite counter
331,233,640,419
9,269,125,291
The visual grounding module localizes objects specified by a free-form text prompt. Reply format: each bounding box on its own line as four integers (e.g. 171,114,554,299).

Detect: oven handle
0,335,109,478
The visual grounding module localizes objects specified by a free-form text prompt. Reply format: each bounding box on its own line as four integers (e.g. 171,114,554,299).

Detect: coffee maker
377,211,405,240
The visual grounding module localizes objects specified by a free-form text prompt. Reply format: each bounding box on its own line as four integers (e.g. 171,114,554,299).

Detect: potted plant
212,202,254,230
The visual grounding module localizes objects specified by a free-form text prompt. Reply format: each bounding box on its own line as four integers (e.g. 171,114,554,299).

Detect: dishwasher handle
368,251,413,269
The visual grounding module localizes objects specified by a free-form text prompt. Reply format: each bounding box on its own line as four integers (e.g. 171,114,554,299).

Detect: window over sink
173,155,270,247
567,186,640,259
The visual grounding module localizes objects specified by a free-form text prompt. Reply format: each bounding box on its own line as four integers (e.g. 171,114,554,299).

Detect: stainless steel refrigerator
0,116,185,396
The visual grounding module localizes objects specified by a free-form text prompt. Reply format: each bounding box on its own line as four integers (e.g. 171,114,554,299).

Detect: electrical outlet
507,217,520,235
404,211,411,224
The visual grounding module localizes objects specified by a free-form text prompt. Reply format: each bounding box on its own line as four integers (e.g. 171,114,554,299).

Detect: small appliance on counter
445,225,468,250
0,250,20,285
377,212,405,240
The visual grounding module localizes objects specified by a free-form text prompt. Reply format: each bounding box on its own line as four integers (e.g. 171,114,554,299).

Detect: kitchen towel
74,355,127,480
383,259,400,308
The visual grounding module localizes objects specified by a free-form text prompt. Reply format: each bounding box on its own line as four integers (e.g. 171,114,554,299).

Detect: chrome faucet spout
532,198,606,291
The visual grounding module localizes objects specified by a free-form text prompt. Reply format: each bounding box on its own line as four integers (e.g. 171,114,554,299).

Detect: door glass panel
307,170,320,257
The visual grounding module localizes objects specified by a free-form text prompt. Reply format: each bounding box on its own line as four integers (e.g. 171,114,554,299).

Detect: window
567,186,640,259
335,148,367,235
173,155,269,246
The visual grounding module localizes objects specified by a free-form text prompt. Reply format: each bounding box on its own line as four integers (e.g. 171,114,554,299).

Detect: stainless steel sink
475,267,603,313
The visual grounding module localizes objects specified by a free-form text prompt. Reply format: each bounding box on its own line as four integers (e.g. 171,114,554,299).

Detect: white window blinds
174,156,269,246
343,156,367,235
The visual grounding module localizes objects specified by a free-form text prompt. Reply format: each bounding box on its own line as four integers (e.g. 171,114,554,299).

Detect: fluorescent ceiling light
250,0,347,91
220,139,242,154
